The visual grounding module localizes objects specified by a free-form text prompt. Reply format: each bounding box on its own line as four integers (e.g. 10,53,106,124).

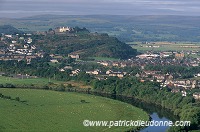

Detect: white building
55,27,71,33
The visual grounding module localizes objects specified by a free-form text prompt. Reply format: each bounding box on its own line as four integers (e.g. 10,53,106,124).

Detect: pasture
0,76,91,89
0,76,61,86
0,88,148,131
130,41,200,53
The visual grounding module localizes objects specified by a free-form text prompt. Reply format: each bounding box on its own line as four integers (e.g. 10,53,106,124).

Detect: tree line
92,76,200,131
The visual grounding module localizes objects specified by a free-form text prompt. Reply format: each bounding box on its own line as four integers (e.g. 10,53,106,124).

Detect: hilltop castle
55,27,72,33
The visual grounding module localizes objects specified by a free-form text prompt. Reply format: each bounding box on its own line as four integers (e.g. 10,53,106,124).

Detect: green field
130,42,200,53
0,88,148,132
0,76,91,89
0,76,62,86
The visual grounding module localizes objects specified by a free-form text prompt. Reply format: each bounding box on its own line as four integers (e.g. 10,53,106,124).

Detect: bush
0,84,4,88
15,97,20,101
4,83,15,88
80,100,86,103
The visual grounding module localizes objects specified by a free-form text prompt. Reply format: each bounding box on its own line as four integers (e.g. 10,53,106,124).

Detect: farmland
0,76,91,89
0,76,60,85
0,88,149,132
130,41,200,53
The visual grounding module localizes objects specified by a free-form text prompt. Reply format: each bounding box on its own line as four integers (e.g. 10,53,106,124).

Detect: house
0,36,5,41
140,79,146,83
31,45,36,50
53,55,63,59
160,52,171,58
154,74,165,82
86,69,101,75
68,54,80,59
24,44,29,49
64,66,73,70
194,73,200,77
192,80,198,88
167,74,174,80
186,80,191,85
5,35,12,38
112,62,120,67
120,62,127,68
153,74,165,80
106,70,112,75
50,59,58,63
59,69,65,72
12,41,17,44
191,64,199,67
175,53,184,59
144,70,161,75
109,72,125,78
193,92,200,100
98,61,109,67
172,79,198,89
0,50,5,55
26,55,37,63
117,74,124,78
92,70,101,75
136,54,159,59
27,38,32,44
19,37,24,40
71,69,81,76
13,55,25,60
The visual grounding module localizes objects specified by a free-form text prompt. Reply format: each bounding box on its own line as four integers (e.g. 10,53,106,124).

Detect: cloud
1,0,200,18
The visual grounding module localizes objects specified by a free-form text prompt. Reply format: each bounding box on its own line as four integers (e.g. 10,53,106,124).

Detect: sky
0,0,200,18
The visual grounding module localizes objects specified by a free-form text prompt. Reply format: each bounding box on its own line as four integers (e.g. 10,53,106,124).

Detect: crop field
0,88,148,131
130,42,200,53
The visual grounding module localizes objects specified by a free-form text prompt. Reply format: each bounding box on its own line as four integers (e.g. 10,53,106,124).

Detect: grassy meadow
130,42,200,53
0,76,91,89
0,76,61,86
0,76,55,84
0,88,148,132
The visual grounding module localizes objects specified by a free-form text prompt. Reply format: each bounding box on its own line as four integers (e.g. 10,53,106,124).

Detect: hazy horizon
0,0,200,18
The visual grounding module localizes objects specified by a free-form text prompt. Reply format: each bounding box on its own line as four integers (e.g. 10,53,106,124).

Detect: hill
1,15,200,42
34,31,137,59
0,25,24,34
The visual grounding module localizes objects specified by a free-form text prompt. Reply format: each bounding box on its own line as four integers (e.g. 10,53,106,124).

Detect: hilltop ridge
0,25,137,59
34,27,137,59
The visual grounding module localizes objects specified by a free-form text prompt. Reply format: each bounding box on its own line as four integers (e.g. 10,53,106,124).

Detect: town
1,1,200,131
0,26,200,100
